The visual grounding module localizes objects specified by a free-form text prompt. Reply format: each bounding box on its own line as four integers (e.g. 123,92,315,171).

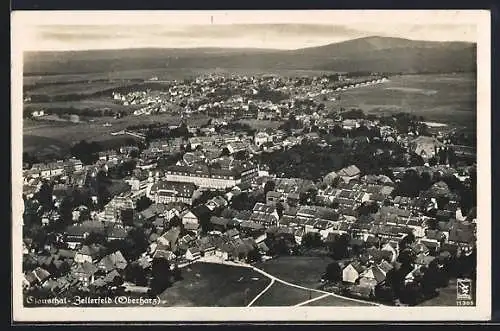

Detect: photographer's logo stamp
456,278,474,305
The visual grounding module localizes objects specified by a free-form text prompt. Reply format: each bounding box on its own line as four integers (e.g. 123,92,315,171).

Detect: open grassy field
255,256,335,289
25,98,140,112
250,282,323,307
23,134,72,156
329,73,476,127
22,113,210,150
302,294,373,306
159,262,269,307
25,81,134,97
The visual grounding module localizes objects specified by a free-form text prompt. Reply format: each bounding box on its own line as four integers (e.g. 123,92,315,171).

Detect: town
22,72,477,307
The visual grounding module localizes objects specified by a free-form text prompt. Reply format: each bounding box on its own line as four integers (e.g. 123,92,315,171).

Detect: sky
13,11,478,51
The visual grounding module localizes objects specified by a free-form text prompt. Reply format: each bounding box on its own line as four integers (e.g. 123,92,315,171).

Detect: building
249,203,279,227
338,165,361,183
165,163,257,190
254,132,271,147
149,180,197,205
410,136,444,160
103,196,135,222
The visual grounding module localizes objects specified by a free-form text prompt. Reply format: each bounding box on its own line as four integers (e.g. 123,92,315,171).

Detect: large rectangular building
165,162,258,190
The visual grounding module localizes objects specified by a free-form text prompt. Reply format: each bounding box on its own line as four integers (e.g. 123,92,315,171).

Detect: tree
324,262,342,282
150,258,172,295
247,249,262,263
420,263,440,298
302,232,323,249
83,232,107,246
36,180,54,211
126,228,149,261
399,232,416,251
135,196,153,212
170,215,182,228
276,202,285,219
397,249,416,266
124,262,148,286
70,140,102,165
263,180,276,195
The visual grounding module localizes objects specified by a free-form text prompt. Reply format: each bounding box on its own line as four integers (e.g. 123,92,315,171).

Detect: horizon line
23,35,477,53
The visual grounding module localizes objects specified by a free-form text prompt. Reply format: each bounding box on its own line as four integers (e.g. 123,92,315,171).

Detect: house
181,211,200,229
254,132,271,147
342,262,365,283
24,267,51,288
381,242,398,263
72,262,98,287
249,202,279,227
366,247,394,263
97,251,128,274
182,205,212,230
205,196,228,211
157,226,181,252
410,136,444,160
338,165,361,183
266,191,285,205
409,242,430,256
150,181,196,205
415,254,437,268
323,171,339,186
106,225,129,242
210,217,230,232
358,264,387,288
153,249,177,262
185,247,201,261
74,244,105,264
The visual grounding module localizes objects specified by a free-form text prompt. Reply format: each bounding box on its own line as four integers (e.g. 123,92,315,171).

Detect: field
302,294,372,306
159,262,269,307
25,99,140,111
255,256,335,288
328,73,476,127
25,82,134,97
22,113,211,152
23,134,72,156
250,282,323,306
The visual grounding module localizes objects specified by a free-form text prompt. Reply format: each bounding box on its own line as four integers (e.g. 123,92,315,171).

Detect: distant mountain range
23,36,476,75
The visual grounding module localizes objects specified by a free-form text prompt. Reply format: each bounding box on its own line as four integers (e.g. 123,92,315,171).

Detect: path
246,279,275,307
198,257,381,307
293,293,332,307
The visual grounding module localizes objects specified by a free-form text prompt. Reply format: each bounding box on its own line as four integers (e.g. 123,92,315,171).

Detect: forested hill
24,36,476,75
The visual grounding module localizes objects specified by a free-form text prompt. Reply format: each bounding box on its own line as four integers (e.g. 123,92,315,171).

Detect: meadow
330,73,476,127
159,262,269,307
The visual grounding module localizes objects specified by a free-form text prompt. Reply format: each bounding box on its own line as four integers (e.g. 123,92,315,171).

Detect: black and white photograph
11,10,491,321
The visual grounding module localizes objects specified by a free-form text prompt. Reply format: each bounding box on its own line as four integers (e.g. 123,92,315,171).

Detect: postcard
11,9,491,322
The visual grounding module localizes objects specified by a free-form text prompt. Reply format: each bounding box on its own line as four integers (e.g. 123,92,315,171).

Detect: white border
11,10,491,322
